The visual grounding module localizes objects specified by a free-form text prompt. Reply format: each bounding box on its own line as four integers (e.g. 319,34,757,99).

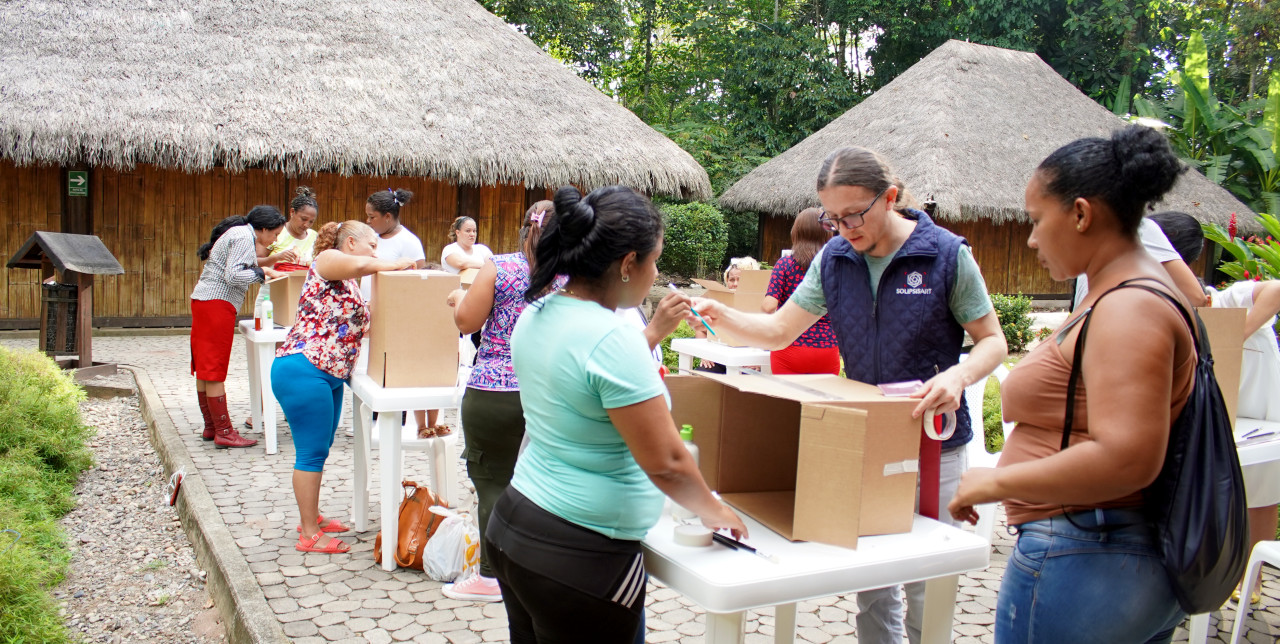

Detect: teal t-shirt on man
509,294,668,541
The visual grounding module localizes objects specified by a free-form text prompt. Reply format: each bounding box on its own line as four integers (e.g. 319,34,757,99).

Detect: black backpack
1061,278,1248,614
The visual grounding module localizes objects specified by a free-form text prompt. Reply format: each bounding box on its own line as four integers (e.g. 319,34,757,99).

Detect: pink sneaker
442,571,502,602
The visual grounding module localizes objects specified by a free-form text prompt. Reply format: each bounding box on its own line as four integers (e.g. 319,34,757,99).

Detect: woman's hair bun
393,189,413,206
295,186,315,198
553,186,595,244
1112,125,1183,206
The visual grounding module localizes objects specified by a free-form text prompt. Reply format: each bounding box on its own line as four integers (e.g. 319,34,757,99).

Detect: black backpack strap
1058,278,1199,529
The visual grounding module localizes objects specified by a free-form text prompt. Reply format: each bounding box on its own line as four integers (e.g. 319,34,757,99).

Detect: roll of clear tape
924,408,957,441
673,524,713,547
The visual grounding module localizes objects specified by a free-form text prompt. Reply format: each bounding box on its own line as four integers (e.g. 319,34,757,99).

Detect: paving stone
391,622,428,641
364,628,393,644
279,607,324,623
345,617,377,633
283,621,320,638
416,609,456,626
314,612,348,628
454,606,484,621
481,628,510,642
297,592,336,608
444,630,482,644
290,585,326,600
429,620,470,633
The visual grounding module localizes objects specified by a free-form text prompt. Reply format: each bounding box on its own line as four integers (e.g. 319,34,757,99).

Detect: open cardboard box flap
668,372,920,548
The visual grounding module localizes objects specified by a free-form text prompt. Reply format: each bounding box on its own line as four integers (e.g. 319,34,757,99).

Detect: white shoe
442,571,502,602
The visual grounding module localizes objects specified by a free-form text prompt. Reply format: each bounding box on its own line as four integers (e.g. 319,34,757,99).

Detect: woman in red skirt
762,208,840,374
191,206,287,448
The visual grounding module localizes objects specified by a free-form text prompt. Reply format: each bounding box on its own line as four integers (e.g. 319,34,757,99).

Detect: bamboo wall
1,161,551,326
757,214,1074,297
0,163,62,320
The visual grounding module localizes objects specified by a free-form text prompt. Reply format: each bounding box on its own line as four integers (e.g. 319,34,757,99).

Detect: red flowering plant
1202,212,1280,281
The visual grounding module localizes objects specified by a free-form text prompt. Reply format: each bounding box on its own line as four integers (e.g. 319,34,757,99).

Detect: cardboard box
691,269,772,347
668,372,921,549
1196,306,1245,429
367,270,461,387
266,270,309,327
458,268,480,288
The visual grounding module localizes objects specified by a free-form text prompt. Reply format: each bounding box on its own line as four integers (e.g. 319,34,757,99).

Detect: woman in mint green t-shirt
492,185,747,644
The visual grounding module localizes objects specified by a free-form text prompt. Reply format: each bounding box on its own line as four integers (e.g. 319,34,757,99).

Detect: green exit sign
68,170,88,197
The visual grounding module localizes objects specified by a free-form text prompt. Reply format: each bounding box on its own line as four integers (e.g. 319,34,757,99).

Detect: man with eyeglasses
692,147,1007,644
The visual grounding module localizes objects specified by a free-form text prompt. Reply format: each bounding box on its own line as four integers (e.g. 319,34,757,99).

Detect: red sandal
295,515,351,534
433,424,453,437
295,532,350,554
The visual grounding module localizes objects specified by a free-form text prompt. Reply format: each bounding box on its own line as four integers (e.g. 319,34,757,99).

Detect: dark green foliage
0,348,95,643
658,202,728,279
991,293,1034,354
661,320,698,373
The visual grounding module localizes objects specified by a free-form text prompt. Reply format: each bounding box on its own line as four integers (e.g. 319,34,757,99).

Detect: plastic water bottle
680,424,699,466
253,290,265,331
261,294,274,329
670,424,700,521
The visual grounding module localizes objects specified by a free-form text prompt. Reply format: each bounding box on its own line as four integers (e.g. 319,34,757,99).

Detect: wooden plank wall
1,161,552,324
0,162,63,318
758,213,1073,297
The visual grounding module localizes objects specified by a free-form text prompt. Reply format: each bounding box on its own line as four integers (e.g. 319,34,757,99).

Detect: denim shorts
997,508,1185,644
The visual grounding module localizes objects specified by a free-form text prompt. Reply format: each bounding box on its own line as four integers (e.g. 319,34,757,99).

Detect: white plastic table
670,337,772,375
347,372,462,571
238,319,289,454
642,513,990,644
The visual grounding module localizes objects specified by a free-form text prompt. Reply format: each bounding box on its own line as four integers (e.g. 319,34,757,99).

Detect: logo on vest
897,271,932,295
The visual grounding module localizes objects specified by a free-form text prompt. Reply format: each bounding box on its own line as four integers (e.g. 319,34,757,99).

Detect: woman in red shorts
191,206,287,448
762,208,839,374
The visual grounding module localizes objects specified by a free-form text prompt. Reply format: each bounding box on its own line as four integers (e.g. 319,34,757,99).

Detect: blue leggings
271,353,344,472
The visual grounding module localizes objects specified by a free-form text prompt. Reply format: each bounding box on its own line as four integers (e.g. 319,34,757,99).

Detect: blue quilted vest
820,209,972,449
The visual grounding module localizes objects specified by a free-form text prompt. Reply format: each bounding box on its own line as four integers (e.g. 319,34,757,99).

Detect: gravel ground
55,373,226,644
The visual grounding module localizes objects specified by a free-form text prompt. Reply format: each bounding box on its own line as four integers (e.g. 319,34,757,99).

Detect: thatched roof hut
0,0,711,326
720,40,1251,225
0,0,710,199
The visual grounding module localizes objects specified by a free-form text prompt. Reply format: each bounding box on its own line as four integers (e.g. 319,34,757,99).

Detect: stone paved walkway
4,331,1279,643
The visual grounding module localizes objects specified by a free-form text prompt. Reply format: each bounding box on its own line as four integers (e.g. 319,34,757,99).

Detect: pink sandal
295,515,351,534
295,532,350,554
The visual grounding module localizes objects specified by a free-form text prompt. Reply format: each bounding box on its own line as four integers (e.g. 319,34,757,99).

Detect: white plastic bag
422,507,481,582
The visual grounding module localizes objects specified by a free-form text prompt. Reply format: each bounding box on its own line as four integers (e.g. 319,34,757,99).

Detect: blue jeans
997,509,1185,644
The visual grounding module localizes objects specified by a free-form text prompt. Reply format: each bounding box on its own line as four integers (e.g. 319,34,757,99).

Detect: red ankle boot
197,392,216,441
207,394,258,449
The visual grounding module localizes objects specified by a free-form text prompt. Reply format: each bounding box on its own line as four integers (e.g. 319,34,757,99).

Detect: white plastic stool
350,402,460,532
1228,540,1280,643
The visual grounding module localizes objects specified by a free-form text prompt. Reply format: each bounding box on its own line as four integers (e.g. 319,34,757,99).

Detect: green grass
0,347,95,643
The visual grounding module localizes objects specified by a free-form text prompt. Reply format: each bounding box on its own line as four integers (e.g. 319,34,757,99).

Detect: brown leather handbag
374,480,448,570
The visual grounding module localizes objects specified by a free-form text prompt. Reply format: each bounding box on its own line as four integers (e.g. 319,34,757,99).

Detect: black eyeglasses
819,187,889,232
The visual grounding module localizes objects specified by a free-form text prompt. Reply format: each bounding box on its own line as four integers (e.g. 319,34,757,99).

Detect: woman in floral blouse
271,220,415,554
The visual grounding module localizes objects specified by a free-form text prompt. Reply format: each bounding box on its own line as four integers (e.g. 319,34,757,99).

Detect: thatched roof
0,0,710,199
719,40,1253,225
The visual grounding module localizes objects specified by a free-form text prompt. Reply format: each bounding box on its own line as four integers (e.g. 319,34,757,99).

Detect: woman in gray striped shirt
191,206,287,449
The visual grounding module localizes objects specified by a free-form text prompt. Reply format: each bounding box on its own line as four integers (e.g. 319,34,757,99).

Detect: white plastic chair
961,361,1013,542
352,342,472,509
1226,540,1279,643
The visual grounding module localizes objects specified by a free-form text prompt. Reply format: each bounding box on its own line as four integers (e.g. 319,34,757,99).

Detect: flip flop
295,515,351,534
295,532,350,554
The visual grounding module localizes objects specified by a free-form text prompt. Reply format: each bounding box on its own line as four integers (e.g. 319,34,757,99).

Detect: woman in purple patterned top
441,201,558,601
762,208,840,374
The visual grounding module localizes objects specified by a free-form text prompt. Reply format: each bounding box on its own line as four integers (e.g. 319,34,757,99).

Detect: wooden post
39,259,53,356
75,271,94,367
61,165,93,235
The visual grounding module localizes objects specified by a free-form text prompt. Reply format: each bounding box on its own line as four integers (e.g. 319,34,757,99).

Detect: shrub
0,347,95,643
659,202,728,279
661,320,698,373
982,376,1005,454
991,293,1034,353
722,210,759,266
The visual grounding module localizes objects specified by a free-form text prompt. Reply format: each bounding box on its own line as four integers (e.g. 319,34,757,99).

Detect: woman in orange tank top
948,125,1197,644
